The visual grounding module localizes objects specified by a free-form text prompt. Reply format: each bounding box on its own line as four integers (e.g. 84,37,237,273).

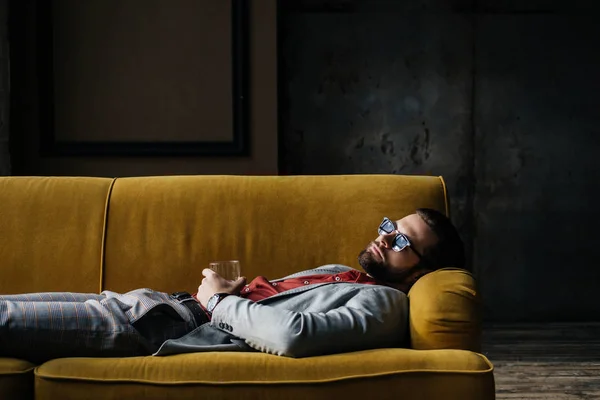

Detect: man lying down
0,209,465,362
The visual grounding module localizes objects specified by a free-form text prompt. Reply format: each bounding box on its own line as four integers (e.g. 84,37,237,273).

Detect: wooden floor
482,322,600,400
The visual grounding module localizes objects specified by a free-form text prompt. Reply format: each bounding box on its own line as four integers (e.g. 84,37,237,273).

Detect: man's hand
196,268,246,308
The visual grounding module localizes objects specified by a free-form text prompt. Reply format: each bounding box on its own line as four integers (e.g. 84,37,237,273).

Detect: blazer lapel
272,265,355,281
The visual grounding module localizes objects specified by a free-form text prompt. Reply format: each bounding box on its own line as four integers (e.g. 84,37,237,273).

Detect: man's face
358,214,438,285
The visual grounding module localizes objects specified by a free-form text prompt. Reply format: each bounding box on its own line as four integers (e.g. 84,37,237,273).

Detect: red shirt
240,269,378,302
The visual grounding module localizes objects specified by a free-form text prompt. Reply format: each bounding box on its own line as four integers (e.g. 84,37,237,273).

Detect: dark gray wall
279,0,600,322
0,0,9,176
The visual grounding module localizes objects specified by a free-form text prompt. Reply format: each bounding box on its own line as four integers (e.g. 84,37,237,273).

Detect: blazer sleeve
209,286,408,358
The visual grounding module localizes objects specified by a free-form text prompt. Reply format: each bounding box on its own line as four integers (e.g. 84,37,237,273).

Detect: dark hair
415,208,466,270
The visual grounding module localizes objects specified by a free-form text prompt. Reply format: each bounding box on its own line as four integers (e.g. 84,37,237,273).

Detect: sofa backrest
0,177,113,294
101,175,448,294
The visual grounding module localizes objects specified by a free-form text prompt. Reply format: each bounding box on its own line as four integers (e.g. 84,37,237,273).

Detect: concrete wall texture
0,0,9,176
279,0,600,322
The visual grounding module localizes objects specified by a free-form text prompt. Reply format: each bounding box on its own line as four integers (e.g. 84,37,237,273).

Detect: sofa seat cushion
0,357,35,400
35,349,495,400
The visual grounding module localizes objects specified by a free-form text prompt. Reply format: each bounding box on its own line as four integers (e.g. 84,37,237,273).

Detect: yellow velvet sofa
0,175,495,400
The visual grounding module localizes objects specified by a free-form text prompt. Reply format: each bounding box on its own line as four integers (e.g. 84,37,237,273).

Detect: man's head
358,208,465,292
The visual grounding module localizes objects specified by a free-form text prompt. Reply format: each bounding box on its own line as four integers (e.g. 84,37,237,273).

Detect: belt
170,292,210,327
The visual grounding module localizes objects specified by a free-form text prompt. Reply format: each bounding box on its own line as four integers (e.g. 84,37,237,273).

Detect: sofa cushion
35,350,494,400
0,357,35,400
408,268,481,352
0,177,113,294
101,175,448,294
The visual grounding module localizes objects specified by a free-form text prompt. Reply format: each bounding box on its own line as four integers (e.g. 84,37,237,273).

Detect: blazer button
219,322,225,329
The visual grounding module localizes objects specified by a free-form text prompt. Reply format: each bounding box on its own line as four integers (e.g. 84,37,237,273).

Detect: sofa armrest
407,268,482,352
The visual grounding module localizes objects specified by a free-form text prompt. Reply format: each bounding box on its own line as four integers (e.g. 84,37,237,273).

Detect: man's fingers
232,276,247,291
202,268,217,277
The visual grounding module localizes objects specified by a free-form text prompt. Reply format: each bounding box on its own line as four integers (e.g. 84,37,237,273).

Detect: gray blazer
154,265,408,358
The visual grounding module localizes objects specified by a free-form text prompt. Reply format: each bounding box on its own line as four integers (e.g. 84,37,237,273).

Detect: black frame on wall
36,0,250,157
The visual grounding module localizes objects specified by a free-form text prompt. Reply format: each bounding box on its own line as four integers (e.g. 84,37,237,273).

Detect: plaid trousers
0,289,197,363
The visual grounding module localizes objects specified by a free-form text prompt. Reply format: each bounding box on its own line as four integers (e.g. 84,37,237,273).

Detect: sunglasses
377,217,423,259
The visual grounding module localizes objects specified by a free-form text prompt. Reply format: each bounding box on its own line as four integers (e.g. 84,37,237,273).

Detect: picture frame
37,0,250,157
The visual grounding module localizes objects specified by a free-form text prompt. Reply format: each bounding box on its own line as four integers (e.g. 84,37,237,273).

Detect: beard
358,248,412,284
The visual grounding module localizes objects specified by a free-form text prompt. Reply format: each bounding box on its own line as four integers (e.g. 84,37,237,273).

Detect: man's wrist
206,292,233,314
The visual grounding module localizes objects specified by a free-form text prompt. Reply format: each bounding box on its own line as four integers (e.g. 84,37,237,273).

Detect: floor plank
482,323,600,400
